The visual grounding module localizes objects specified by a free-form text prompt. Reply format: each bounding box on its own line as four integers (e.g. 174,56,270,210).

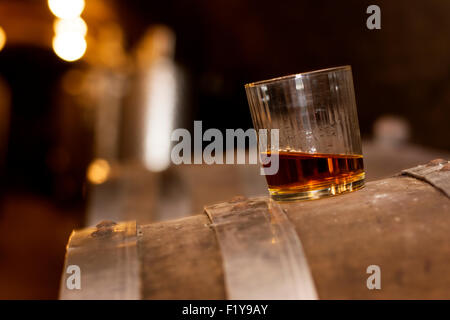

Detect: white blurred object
53,17,87,36
128,25,181,172
52,33,87,62
142,58,177,172
373,115,411,147
48,0,85,19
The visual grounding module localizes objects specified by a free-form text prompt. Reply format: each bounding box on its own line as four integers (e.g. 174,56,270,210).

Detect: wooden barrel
60,161,450,299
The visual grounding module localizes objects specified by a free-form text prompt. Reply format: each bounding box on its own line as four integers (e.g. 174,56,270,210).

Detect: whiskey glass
245,66,364,201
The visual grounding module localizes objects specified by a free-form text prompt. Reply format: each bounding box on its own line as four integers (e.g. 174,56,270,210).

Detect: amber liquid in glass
263,151,364,198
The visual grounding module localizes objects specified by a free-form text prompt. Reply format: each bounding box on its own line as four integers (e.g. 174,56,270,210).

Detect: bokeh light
53,17,88,37
0,26,6,51
87,158,111,185
48,0,85,19
143,63,177,172
52,33,87,62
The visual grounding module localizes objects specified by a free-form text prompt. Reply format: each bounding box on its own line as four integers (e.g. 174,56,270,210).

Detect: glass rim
244,65,351,88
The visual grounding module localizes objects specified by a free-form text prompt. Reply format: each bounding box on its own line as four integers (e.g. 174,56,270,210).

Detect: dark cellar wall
118,0,450,150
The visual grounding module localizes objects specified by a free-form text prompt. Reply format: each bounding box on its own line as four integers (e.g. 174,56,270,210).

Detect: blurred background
0,0,449,299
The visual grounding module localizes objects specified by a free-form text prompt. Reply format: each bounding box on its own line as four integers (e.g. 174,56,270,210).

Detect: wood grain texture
138,175,450,299
60,221,140,300
402,159,450,198
138,214,226,299
205,197,317,299
62,169,450,299
281,176,450,299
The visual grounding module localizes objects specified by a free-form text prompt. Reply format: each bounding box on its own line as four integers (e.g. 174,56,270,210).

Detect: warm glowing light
0,27,6,51
53,33,87,62
143,61,177,172
87,159,110,184
53,17,87,36
48,0,85,19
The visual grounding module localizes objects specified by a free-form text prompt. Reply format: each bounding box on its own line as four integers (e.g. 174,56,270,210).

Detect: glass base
269,177,365,202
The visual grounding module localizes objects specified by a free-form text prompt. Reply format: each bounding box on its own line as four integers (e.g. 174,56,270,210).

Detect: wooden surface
138,214,226,299
62,162,450,299
138,175,450,299
281,176,449,299
205,197,317,299
85,143,450,227
402,159,450,197
60,221,140,300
